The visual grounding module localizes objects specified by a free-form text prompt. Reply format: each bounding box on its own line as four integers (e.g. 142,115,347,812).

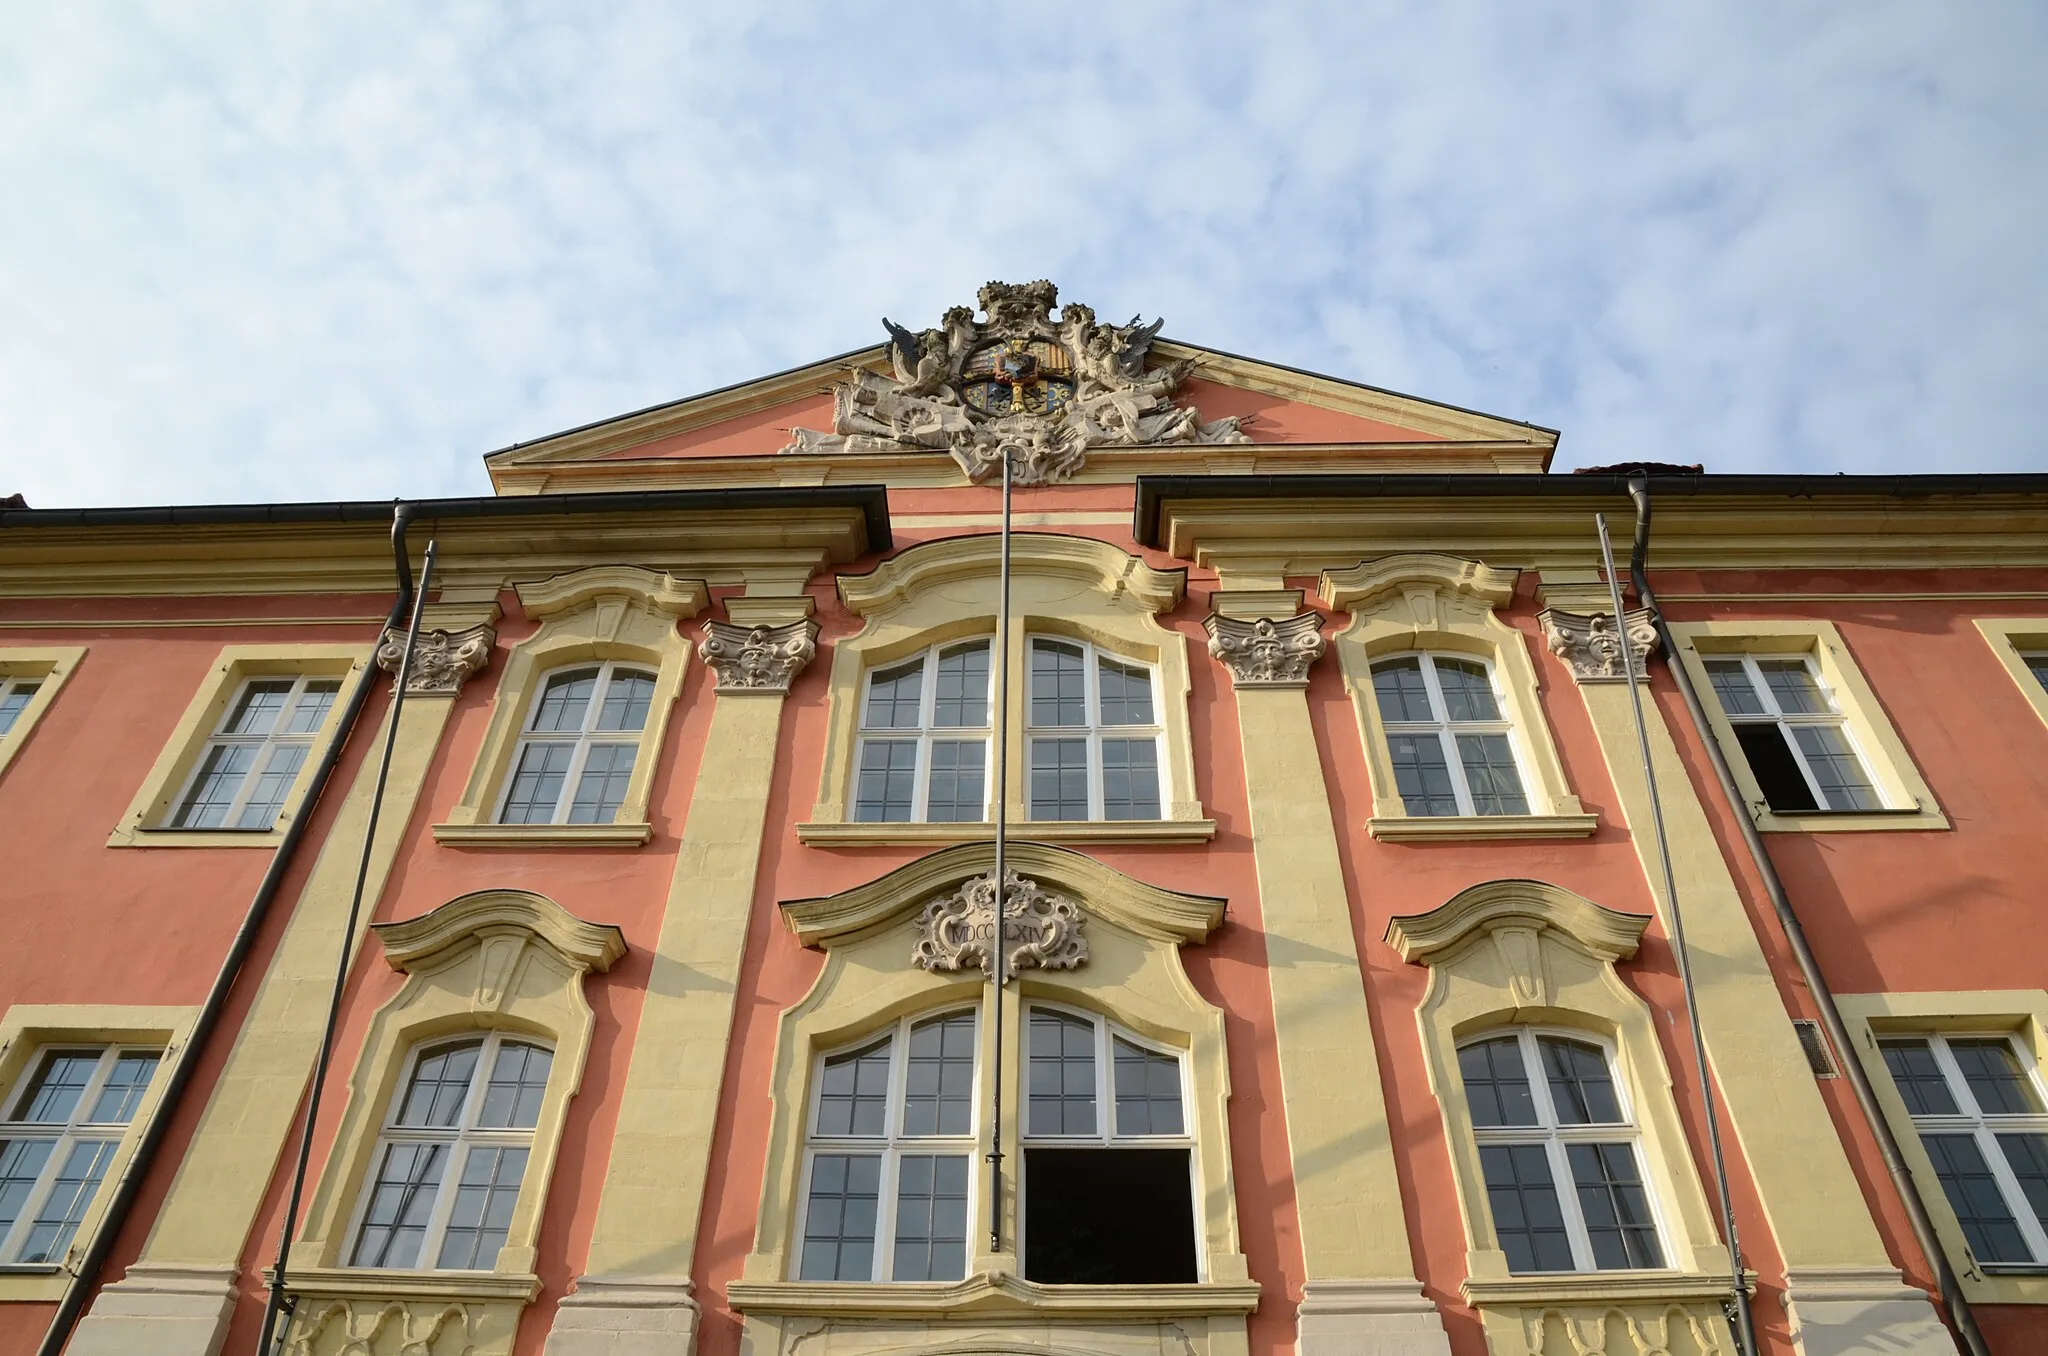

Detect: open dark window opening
1730,724,1819,813
1023,1147,1197,1283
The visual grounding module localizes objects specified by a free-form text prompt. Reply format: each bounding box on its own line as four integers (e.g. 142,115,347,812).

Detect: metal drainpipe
1622,476,1992,1356
34,501,417,1356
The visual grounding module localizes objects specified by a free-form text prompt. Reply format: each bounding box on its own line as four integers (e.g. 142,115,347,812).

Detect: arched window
1369,653,1529,817
853,642,991,823
1457,1029,1663,1273
497,662,656,825
347,1033,554,1271
1026,638,1162,822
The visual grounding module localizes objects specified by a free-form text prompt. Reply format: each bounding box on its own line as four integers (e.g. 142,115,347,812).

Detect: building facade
1,282,2044,1356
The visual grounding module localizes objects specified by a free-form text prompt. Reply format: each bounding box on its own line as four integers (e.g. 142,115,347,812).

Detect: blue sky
3,5,2043,507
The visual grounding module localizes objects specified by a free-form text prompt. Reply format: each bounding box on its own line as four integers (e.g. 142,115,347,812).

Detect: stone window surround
0,1004,198,1303
0,645,86,786
799,534,1213,846
1319,553,1598,842
1666,619,1948,833
432,566,707,847
1974,619,2048,733
108,643,370,849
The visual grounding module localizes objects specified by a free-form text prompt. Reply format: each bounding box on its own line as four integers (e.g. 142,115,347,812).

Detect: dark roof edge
0,484,894,554
1132,472,2048,548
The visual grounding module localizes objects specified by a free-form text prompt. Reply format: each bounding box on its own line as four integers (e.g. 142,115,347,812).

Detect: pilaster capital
699,618,819,694
1538,607,1659,684
1204,611,1325,688
376,623,496,697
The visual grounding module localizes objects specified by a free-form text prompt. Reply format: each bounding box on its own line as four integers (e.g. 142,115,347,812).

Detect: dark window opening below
1023,1147,1196,1284
1731,723,1819,813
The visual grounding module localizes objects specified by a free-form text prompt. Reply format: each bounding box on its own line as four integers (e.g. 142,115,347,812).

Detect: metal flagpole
1597,514,1757,1356
987,448,1015,1252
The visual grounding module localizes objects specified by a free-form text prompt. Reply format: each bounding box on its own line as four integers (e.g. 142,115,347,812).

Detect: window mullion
554,735,597,825
1096,1016,1113,1144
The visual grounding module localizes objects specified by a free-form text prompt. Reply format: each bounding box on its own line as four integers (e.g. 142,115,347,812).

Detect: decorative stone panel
1539,607,1659,684
1204,611,1325,687
911,867,1088,980
699,619,819,693
376,623,495,696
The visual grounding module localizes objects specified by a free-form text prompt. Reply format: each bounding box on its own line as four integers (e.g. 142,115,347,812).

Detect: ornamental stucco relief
1205,611,1327,687
912,868,1088,981
780,280,1249,485
375,623,495,696
699,618,819,693
1539,607,1660,683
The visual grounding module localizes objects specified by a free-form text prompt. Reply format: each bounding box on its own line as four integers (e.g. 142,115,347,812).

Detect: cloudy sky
3,5,2043,507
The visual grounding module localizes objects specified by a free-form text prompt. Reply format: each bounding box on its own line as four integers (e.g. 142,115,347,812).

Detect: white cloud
1,2,2043,506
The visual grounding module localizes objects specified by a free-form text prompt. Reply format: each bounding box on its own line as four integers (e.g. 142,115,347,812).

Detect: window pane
1434,658,1501,722
1539,1038,1623,1125
902,1014,976,1137
1023,1147,1197,1283
924,741,986,823
1480,1143,1574,1273
0,1140,54,1240
17,1052,99,1124
1730,724,1820,813
1371,658,1435,724
1949,1040,2043,1116
85,1053,160,1124
1921,1133,2033,1264
350,1141,448,1268
1458,1038,1537,1128
0,682,40,735
1029,739,1090,821
397,1042,482,1128
172,743,257,828
1101,739,1161,820
223,680,294,736
282,680,342,734
500,743,574,824
932,645,990,728
864,660,924,730
853,740,918,823
1757,660,1829,715
816,1039,892,1137
478,1043,553,1130
1995,1133,2048,1237
1113,1038,1183,1135
1387,733,1459,816
1566,1142,1664,1269
1028,1011,1097,1136
1455,734,1529,816
1881,1040,1959,1117
891,1153,969,1282
594,671,655,733
798,1153,880,1280
234,743,309,828
15,1139,115,1263
1705,659,1767,716
435,1145,529,1269
2027,655,2048,692
567,743,637,824
1789,726,1883,811
530,670,598,733
1030,641,1087,727
1097,656,1154,726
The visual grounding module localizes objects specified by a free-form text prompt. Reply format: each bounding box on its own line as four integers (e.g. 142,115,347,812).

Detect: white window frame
343,1031,550,1273
851,641,994,824
0,1044,161,1265
796,1008,981,1282
165,674,344,830
1025,636,1165,822
1702,652,1888,812
494,660,658,826
1460,1027,1671,1274
1882,1032,2048,1268
1369,651,1532,818
0,677,44,739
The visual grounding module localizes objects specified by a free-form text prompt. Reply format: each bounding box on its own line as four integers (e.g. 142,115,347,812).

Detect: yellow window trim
1974,619,2048,732
1319,554,1592,839
1666,620,1948,833
108,644,369,849
0,1004,199,1302
805,535,1207,841
0,646,86,785
1837,989,2048,1306
432,566,705,844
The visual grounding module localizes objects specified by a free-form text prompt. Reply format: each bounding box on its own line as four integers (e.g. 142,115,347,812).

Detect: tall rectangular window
852,643,992,824
1026,639,1162,822
168,676,342,829
497,663,655,826
0,1046,161,1264
1370,653,1530,817
1702,654,1884,813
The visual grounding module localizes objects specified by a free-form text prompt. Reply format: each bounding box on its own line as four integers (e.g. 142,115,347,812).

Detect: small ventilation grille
1794,1019,1839,1078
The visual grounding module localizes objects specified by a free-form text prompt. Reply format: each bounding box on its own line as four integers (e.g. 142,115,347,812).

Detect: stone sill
1367,813,1600,842
797,819,1217,846
1755,807,1949,834
1463,1269,1745,1307
274,1265,541,1304
110,825,287,850
728,1271,1260,1318
432,822,653,847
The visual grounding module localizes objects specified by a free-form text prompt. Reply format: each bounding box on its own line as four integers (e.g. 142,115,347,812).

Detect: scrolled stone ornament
1205,612,1326,687
698,619,818,693
375,623,495,697
912,868,1088,981
1539,607,1660,683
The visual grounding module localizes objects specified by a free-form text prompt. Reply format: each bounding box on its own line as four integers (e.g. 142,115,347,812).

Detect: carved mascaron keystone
779,279,1250,485
1540,607,1660,683
1205,611,1326,687
913,869,1088,981
699,618,819,693
376,623,495,696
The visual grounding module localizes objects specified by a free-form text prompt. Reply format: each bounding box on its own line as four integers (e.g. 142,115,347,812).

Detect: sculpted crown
779,280,1250,485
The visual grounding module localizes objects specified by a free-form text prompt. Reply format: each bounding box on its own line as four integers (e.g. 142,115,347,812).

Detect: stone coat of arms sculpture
780,280,1250,485
912,868,1088,981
